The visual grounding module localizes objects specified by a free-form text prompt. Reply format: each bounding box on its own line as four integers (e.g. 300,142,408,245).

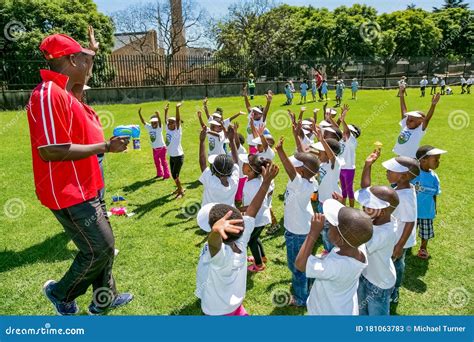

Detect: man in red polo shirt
26,33,133,315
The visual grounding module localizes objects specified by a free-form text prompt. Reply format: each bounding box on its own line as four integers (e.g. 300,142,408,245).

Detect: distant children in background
165,102,185,198
430,75,439,95
335,80,344,106
138,107,170,180
311,79,317,102
351,78,359,100
295,200,373,315
411,145,447,259
300,79,309,104
285,82,293,105
195,163,279,316
248,73,256,99
460,76,467,94
467,75,473,94
321,79,328,101
338,105,361,207
275,136,320,307
420,76,428,97
393,84,440,158
439,77,446,95
397,76,407,97
315,68,324,101
445,86,453,95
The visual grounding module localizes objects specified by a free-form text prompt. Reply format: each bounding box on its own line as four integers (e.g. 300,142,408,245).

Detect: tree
433,0,470,12
111,0,211,85
0,0,114,89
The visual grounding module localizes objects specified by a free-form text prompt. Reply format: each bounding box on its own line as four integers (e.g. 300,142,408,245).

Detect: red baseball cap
39,34,95,60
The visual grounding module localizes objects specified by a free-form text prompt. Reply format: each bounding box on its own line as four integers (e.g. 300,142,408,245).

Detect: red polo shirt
27,69,105,210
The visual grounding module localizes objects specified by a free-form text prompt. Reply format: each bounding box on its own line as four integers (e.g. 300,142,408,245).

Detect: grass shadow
169,298,202,315
0,232,73,273
403,250,429,293
122,177,157,193
131,193,174,218
183,180,201,190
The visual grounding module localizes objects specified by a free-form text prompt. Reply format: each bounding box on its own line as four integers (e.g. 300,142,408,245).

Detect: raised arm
360,149,380,188
227,111,245,123
295,214,325,272
227,125,239,164
243,88,252,112
316,127,336,165
313,108,319,124
422,93,440,130
249,117,258,138
175,102,182,130
155,110,162,128
203,97,210,119
164,102,169,122
262,91,273,122
275,137,297,181
256,124,269,151
246,164,279,218
208,211,244,257
292,119,305,153
138,107,146,125
199,125,207,172
339,104,350,141
197,110,206,128
298,106,305,122
399,85,407,119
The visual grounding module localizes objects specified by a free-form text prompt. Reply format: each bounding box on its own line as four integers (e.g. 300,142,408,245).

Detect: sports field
0,88,472,315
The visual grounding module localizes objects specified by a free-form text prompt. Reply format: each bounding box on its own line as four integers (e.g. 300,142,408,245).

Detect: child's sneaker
87,293,134,315
247,256,268,263
247,264,266,273
42,280,79,316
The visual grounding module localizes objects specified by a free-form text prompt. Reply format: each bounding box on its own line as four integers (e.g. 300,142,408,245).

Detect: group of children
415,74,473,97
137,82,446,316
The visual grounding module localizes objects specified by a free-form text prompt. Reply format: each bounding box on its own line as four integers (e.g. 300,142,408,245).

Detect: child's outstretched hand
365,149,381,165
227,125,235,140
341,104,349,117
310,213,325,236
256,124,266,137
212,210,244,240
176,102,182,108
239,111,246,116
431,93,441,105
265,91,273,102
203,97,208,106
88,25,99,52
165,102,170,111
275,137,285,151
199,125,207,141
331,192,344,203
262,163,279,183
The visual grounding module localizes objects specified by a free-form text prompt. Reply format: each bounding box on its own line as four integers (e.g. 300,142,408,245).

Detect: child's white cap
150,118,159,123
238,154,250,164
319,120,332,127
426,148,447,156
404,111,423,118
323,126,337,135
289,155,304,167
323,199,344,226
301,120,313,126
302,128,311,135
310,142,325,152
208,154,218,164
211,113,222,119
382,158,409,173
353,78,357,81
348,124,358,134
251,134,273,145
167,117,177,122
325,108,337,116
354,187,390,209
208,120,222,126
197,203,217,232
251,107,263,114
83,85,91,90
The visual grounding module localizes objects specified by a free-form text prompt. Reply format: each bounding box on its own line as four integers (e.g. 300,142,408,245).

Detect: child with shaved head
295,200,373,315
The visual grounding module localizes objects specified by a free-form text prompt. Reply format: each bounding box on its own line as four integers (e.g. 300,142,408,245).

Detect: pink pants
249,146,258,155
153,147,171,179
235,177,247,202
225,305,248,316
340,168,355,199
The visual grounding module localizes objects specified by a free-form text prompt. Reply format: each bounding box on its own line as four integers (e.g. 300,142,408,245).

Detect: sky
94,0,468,16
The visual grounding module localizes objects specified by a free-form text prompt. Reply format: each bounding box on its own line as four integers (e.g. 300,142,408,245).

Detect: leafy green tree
433,0,470,12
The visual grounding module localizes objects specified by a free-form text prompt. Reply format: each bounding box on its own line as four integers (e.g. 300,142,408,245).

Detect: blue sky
94,0,465,16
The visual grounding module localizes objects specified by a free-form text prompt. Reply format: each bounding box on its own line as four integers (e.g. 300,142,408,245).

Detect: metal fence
1,55,472,90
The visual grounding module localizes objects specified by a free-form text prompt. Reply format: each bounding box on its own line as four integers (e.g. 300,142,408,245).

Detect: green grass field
0,88,472,315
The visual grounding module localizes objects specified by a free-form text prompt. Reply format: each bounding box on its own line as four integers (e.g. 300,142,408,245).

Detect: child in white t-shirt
243,90,273,154
239,154,273,272
138,107,171,179
393,85,441,158
249,120,275,161
198,124,240,207
275,136,320,307
420,76,428,97
338,104,361,208
195,164,279,315
295,199,372,315
197,110,226,156
164,102,185,198
380,154,420,304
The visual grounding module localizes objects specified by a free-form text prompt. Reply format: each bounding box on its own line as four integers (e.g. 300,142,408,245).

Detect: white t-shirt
196,216,255,315
144,123,165,149
257,146,275,160
431,77,438,85
340,134,357,170
393,186,417,248
440,79,446,86
302,134,315,147
283,174,316,235
199,165,240,207
243,177,274,227
306,247,368,315
165,126,184,157
393,117,426,158
223,118,231,129
363,219,398,289
420,79,428,87
246,116,265,146
208,131,226,156
318,157,344,203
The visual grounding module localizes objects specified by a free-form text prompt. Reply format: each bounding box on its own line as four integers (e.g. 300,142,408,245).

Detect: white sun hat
319,120,332,127
197,203,217,232
150,118,159,123
404,111,423,118
310,142,325,152
382,158,409,173
208,120,222,126
354,187,390,209
251,107,263,114
322,199,344,226
426,148,447,156
289,155,304,167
